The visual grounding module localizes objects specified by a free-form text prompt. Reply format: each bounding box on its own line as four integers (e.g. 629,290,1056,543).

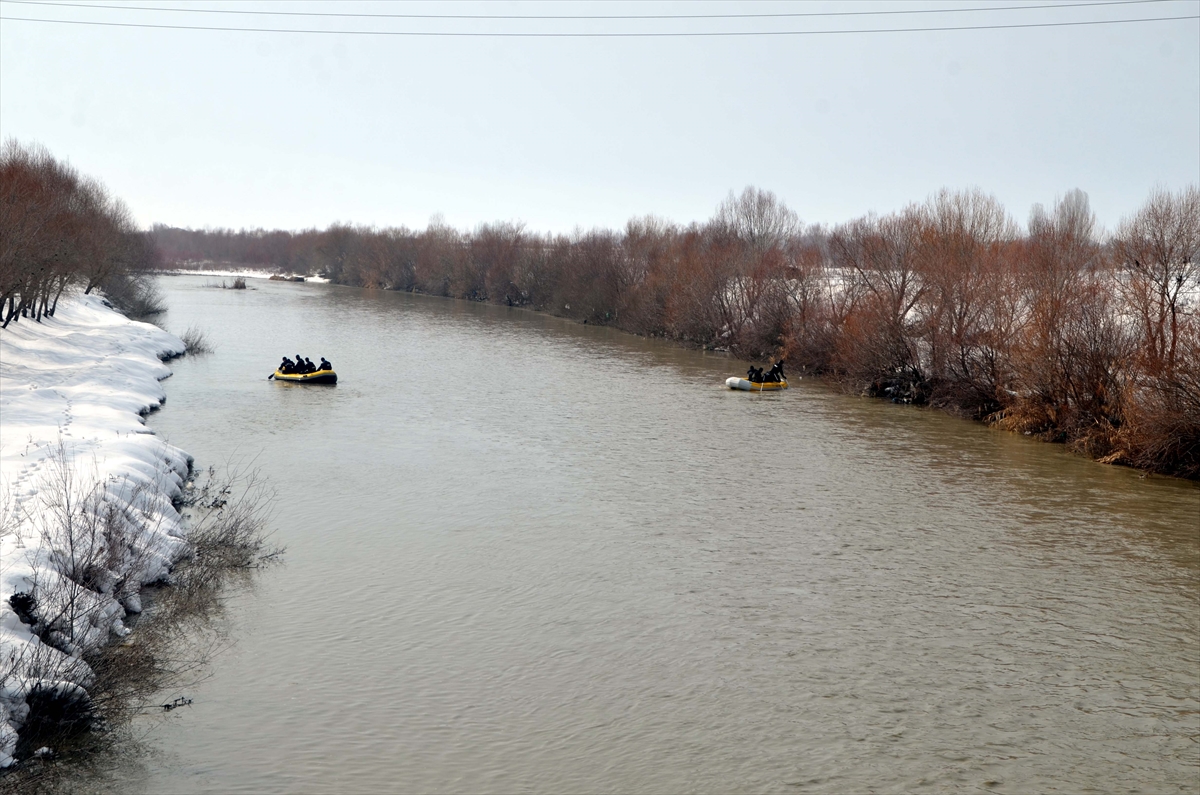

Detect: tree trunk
1,295,17,328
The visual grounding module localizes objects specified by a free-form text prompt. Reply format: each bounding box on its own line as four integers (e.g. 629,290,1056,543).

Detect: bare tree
1114,185,1200,377
828,209,927,396
715,186,801,253
0,140,163,325
918,188,1018,414
1111,186,1200,475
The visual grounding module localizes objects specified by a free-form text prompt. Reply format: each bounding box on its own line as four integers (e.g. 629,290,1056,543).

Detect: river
100,275,1200,792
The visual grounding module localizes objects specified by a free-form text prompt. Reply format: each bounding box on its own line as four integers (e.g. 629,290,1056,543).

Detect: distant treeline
154,185,1200,478
0,141,163,326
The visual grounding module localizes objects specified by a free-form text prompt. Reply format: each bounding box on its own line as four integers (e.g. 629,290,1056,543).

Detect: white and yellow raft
726,377,788,392
272,369,337,384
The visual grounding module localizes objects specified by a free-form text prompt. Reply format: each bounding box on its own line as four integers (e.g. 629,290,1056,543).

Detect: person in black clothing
280,357,291,373
318,357,332,371
302,357,315,373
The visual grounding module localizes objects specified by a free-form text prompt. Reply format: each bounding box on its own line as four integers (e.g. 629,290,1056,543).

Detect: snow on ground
159,264,324,282
0,294,190,768
159,262,276,280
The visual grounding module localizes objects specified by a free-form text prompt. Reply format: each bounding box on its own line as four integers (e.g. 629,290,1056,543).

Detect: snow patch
158,265,320,282
0,294,189,767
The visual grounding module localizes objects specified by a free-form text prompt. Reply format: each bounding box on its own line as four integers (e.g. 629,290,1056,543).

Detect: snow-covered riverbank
0,295,190,768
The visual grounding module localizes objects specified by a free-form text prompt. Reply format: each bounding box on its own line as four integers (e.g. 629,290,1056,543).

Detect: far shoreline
154,266,1200,484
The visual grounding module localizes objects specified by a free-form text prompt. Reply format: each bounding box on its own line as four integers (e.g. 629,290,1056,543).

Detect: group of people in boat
278,354,333,374
746,359,786,383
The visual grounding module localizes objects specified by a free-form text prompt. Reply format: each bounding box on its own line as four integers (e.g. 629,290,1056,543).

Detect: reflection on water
74,277,1200,793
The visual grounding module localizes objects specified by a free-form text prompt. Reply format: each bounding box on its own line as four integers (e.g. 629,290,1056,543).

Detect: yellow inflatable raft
272,369,337,384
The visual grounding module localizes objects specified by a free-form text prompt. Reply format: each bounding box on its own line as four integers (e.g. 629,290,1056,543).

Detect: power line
0,10,1194,35
0,0,1176,21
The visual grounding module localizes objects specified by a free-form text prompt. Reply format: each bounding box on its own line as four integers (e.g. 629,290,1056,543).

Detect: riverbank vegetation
154,186,1199,479
201,276,247,290
0,141,163,326
4,139,1192,476
0,455,277,788
1,140,273,782
178,325,213,355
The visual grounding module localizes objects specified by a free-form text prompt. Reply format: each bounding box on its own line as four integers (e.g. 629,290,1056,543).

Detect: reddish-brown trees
1113,187,1200,475
915,189,1018,416
827,209,925,399
1003,191,1120,442
0,141,157,326
138,182,1199,477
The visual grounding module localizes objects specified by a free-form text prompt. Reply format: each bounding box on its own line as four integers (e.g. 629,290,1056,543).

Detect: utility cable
0,11,1194,35
0,0,1179,21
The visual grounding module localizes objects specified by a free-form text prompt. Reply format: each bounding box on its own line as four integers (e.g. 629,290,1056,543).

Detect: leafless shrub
203,278,248,290
98,271,165,320
0,452,279,776
178,325,213,355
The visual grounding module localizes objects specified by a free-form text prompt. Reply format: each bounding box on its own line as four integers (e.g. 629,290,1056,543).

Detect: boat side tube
726,377,787,391
273,369,338,384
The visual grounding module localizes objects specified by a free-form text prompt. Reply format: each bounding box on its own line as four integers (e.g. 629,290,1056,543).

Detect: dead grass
178,325,213,355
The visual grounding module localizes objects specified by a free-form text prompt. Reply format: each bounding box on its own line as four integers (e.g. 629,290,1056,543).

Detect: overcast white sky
1,0,1197,234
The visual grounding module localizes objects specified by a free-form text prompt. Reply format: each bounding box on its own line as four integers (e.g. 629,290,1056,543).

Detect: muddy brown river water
89,276,1200,792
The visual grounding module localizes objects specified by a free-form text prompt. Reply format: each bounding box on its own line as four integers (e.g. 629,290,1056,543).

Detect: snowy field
0,295,190,767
